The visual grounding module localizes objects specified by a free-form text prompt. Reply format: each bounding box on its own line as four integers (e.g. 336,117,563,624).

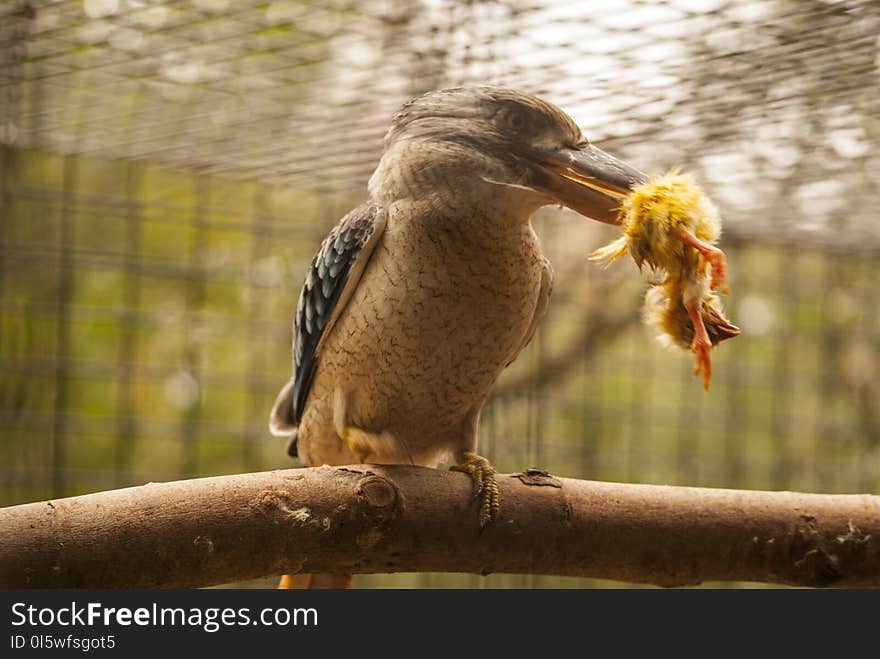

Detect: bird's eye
503,109,527,133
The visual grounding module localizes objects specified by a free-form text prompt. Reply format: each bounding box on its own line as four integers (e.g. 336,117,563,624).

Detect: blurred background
1,0,878,588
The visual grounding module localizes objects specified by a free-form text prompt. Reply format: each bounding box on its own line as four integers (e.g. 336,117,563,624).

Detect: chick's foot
675,227,729,294
686,302,713,390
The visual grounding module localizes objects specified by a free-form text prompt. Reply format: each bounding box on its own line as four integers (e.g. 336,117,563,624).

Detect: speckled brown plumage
296,198,548,467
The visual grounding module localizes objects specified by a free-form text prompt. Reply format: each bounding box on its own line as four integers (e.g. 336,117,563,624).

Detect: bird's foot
674,227,729,294
702,246,728,294
691,335,712,390
450,452,500,529
686,302,713,390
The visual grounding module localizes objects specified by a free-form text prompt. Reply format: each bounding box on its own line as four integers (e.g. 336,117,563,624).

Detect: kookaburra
270,86,648,588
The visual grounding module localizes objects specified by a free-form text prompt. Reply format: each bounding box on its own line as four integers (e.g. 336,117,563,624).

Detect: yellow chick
591,171,739,389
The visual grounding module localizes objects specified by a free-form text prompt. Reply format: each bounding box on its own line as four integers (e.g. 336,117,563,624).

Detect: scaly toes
691,337,712,390
450,461,480,500
479,471,500,529
708,250,729,294
451,452,501,529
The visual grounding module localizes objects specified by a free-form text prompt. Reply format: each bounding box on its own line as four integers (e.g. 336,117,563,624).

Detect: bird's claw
674,227,729,294
704,248,729,295
451,452,500,529
691,335,712,391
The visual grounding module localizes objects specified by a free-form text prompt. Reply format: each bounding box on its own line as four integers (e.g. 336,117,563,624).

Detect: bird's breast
309,206,545,451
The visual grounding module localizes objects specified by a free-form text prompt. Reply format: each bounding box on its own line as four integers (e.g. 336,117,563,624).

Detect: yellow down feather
590,170,721,278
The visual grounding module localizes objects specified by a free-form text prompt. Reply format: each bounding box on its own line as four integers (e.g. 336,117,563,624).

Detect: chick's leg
450,451,500,529
674,227,728,294
686,302,713,390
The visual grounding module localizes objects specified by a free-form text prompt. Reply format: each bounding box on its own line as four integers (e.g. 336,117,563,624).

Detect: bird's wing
506,256,554,366
270,203,387,451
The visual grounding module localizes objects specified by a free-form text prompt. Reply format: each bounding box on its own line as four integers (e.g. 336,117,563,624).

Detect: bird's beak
705,303,741,345
528,144,648,224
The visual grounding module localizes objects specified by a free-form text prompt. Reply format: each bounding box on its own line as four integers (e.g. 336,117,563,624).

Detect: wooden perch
0,465,878,588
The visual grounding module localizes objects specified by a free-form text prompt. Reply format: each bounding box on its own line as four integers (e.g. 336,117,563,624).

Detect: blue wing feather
280,203,383,455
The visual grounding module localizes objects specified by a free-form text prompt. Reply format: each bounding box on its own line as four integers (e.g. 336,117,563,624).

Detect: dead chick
591,170,739,389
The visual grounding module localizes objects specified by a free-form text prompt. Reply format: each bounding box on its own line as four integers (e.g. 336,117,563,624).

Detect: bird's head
369,86,647,224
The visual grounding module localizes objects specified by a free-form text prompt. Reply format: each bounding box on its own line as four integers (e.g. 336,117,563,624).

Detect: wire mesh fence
1,0,878,587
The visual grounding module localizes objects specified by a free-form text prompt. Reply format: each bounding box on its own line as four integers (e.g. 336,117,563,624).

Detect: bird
591,171,739,388
269,86,648,589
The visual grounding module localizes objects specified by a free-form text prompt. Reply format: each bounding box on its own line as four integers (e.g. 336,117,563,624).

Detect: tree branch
1,465,877,588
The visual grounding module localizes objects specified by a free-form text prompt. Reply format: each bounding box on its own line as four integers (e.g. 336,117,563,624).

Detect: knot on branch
352,472,402,550
356,474,399,509
255,467,403,539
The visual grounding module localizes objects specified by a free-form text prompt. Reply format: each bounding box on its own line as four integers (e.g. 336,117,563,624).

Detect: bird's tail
279,573,353,589
269,377,300,457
